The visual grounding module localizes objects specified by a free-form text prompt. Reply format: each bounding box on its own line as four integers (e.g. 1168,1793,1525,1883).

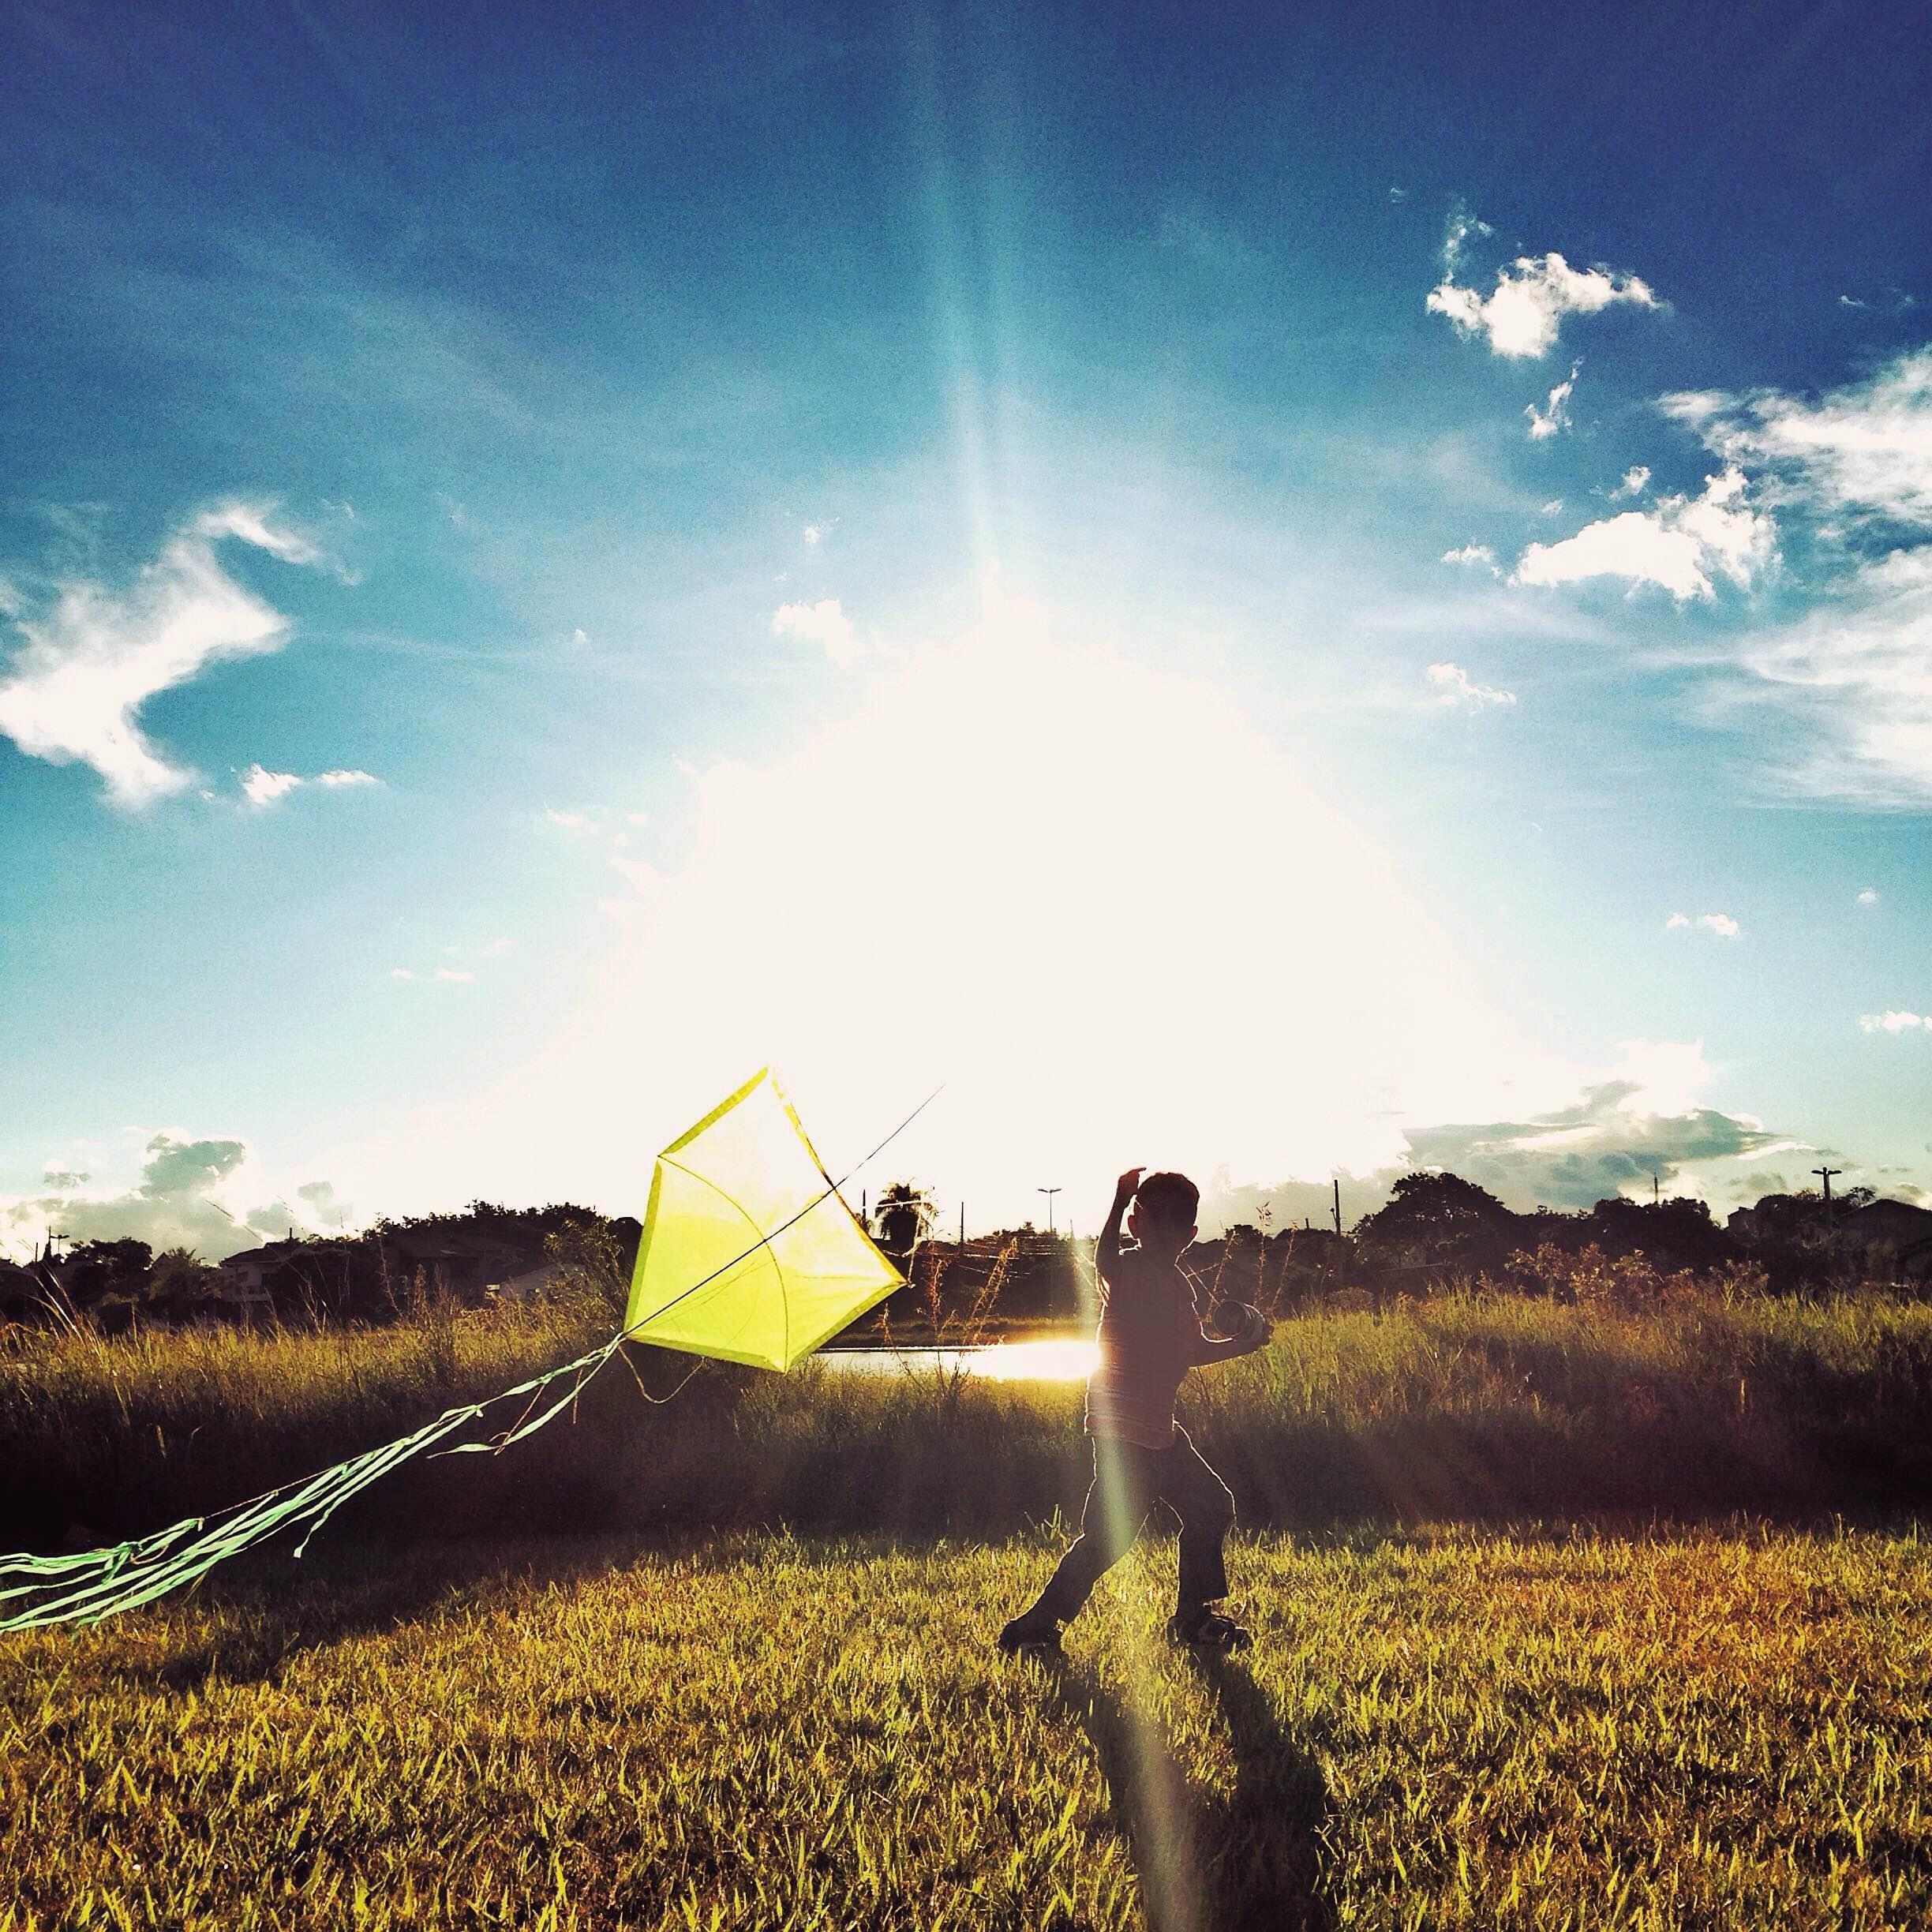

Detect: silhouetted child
998,1166,1269,1654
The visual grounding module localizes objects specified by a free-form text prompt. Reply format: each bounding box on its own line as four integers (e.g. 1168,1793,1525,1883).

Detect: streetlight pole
1038,1186,1061,1237
1812,1166,1841,1217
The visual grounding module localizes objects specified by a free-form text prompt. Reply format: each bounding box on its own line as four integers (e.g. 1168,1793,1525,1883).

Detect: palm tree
872,1181,937,1259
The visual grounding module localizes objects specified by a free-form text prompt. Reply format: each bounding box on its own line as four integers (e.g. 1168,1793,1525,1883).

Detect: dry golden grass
5,1523,1929,1930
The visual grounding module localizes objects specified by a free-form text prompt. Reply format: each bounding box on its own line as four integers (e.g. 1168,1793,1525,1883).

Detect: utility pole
1331,1179,1342,1237
1812,1165,1841,1215
1653,1171,1660,1205
1038,1186,1061,1237
959,1202,965,1246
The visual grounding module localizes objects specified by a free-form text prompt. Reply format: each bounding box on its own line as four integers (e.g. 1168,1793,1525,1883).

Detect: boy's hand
1114,1166,1145,1203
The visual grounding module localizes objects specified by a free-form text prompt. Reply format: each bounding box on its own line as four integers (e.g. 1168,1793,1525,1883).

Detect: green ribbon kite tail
0,1070,912,1635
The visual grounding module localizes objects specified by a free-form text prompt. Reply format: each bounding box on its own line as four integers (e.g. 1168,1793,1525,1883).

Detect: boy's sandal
1166,1610,1253,1652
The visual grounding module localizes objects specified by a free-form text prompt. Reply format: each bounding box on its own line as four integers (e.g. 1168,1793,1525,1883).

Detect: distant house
0,1260,45,1324
485,1260,574,1305
215,1237,373,1316
0,1247,96,1323
216,1241,305,1297
1727,1193,1932,1281
212,1241,305,1316
376,1227,528,1297
1842,1199,1932,1280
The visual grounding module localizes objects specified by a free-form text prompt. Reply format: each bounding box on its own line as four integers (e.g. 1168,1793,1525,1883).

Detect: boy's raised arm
1095,1166,1143,1277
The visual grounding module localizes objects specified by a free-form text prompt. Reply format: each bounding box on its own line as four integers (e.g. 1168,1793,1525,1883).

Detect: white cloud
1664,348,1932,531
1731,546,1932,801
240,762,303,807
1612,465,1651,499
240,762,378,805
1208,1036,1798,1222
1393,1043,1786,1211
0,502,321,807
1425,661,1516,709
1526,362,1580,440
1656,353,1932,801
1859,1010,1927,1032
1539,499,1565,517
194,503,322,563
1428,251,1661,359
800,520,837,547
772,596,861,667
1857,887,1880,907
544,807,597,830
1514,466,1775,601
1664,911,1743,938
405,934,511,981
1440,205,1493,271
0,1129,346,1263
1440,543,1499,571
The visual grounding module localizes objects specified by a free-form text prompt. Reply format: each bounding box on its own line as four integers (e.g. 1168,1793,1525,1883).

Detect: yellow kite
623,1069,904,1370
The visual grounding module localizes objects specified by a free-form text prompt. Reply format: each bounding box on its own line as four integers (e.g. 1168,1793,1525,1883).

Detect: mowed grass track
5,1528,1930,1930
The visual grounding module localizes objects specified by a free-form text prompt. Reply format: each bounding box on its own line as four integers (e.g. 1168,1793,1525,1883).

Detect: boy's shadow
1032,1648,1333,1932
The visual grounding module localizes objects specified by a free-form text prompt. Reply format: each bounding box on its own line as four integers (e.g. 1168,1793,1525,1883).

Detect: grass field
5,1522,1930,1930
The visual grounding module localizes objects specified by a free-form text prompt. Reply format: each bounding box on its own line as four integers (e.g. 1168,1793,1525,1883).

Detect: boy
998,1166,1269,1654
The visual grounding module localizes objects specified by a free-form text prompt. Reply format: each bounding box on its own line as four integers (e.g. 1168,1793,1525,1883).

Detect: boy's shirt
1086,1243,1213,1448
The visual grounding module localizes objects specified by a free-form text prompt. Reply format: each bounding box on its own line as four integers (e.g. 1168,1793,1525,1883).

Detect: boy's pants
1026,1425,1236,1624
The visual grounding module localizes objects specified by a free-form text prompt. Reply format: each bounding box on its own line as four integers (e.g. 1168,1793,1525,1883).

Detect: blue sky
2,0,1929,1256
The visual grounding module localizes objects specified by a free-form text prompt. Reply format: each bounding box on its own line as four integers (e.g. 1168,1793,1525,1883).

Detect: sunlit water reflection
817,1338,1098,1381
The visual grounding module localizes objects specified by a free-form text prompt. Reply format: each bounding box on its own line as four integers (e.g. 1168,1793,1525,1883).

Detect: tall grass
0,1300,605,1548
6,1288,1932,1552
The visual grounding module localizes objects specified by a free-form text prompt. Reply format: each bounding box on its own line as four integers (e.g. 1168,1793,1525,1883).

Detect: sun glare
972,1337,1099,1381
318,576,1565,1226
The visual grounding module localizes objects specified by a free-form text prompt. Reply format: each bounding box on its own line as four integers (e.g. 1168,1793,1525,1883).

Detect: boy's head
1127,1170,1199,1257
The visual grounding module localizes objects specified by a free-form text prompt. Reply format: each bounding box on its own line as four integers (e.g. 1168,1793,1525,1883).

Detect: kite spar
1,1070,916,1634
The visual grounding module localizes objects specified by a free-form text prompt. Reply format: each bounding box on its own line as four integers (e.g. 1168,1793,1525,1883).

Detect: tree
1582,1196,1738,1272
872,1181,937,1260
1354,1172,1519,1271
62,1238,153,1305
144,1248,220,1316
1738,1191,1827,1243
